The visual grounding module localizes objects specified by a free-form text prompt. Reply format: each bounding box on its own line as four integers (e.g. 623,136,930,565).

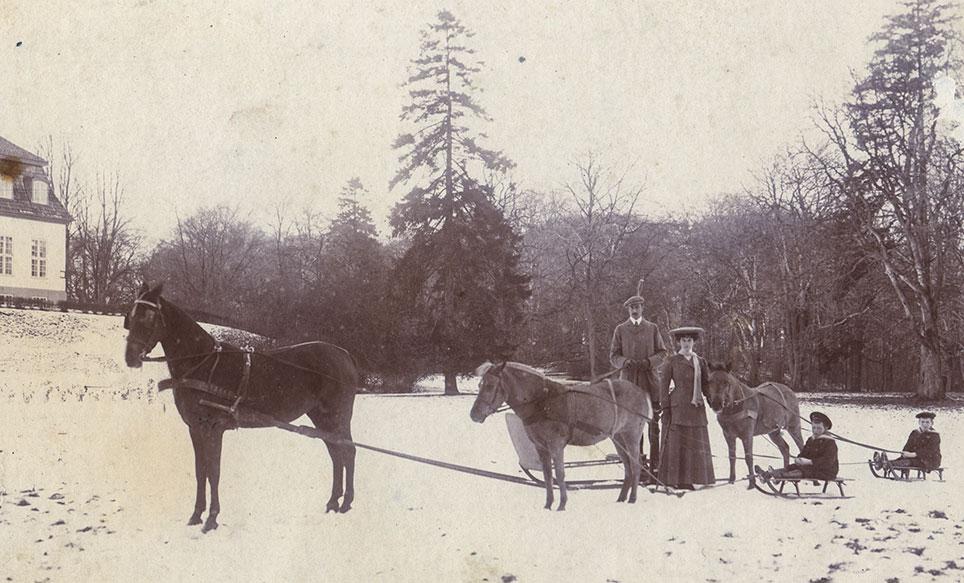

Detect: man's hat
623,278,646,307
916,411,936,420
809,411,832,430
669,326,705,340
623,295,645,307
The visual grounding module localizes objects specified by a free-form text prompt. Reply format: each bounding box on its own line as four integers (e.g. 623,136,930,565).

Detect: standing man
610,292,667,482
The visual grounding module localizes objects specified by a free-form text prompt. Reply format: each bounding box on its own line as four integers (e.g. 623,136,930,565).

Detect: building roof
0,194,71,224
0,135,46,166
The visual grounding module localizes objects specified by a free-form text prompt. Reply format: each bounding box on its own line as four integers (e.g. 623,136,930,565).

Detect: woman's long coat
658,353,711,426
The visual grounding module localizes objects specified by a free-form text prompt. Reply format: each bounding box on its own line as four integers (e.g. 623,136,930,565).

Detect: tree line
40,1,964,399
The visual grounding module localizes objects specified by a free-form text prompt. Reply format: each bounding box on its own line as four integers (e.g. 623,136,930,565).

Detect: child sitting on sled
873,411,942,472
756,411,838,481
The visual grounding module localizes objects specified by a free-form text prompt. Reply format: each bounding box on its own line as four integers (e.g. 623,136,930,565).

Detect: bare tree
70,173,142,304
807,0,964,399
151,205,264,315
559,152,644,377
38,136,83,298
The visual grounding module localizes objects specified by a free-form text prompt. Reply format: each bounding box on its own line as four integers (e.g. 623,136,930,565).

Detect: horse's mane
504,361,545,377
475,361,567,390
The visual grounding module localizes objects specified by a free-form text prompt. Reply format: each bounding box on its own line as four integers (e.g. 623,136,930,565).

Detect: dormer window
0,175,12,200
31,179,49,204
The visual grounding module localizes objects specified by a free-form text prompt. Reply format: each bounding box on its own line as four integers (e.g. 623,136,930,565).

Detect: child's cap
810,411,832,429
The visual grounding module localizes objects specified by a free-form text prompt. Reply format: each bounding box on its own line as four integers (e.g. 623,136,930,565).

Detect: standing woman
658,326,715,490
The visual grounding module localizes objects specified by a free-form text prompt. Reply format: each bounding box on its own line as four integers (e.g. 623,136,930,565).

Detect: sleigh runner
505,413,624,489
868,457,946,482
752,470,853,499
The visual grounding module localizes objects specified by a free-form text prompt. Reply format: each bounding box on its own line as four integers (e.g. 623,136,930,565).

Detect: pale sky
0,1,904,242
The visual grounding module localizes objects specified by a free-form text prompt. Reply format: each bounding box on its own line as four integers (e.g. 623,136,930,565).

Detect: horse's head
705,361,740,412
469,361,508,423
124,282,168,368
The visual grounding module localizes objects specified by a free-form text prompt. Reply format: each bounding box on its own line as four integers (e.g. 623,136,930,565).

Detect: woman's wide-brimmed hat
669,326,705,341
810,411,833,430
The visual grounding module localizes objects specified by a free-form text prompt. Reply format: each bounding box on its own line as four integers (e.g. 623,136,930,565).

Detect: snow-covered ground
2,308,963,582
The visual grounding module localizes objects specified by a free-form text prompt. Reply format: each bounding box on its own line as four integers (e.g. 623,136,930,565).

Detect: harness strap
157,378,237,400
157,344,255,424
229,349,254,417
606,378,618,437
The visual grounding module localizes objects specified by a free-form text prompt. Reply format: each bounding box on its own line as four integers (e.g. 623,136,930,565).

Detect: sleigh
752,471,853,499
868,460,946,482
505,413,623,489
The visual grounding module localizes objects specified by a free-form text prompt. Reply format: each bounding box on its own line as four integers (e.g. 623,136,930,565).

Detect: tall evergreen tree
318,178,391,377
390,10,529,394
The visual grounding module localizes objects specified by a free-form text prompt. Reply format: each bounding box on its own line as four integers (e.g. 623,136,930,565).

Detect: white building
0,135,70,303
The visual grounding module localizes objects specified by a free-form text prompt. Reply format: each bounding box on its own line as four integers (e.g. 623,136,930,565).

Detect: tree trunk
585,297,597,379
443,371,460,395
917,341,945,401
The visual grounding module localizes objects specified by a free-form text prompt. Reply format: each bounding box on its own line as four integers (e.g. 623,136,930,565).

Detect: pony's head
469,361,508,423
124,282,167,368
705,361,741,412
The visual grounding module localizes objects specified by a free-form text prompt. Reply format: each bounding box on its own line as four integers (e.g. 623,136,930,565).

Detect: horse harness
505,373,622,439
718,382,792,432
157,343,255,422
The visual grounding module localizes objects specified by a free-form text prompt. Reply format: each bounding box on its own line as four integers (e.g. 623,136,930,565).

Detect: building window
0,175,12,200
0,236,11,275
31,239,46,278
32,180,49,204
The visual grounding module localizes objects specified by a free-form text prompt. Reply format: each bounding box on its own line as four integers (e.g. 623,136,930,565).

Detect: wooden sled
752,471,853,499
505,413,623,490
868,460,945,482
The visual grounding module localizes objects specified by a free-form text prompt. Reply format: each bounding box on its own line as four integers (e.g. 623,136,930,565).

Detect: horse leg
307,408,349,513
339,436,356,513
551,446,567,511
740,427,755,490
788,416,805,453
322,441,345,513
188,426,207,526
536,446,554,510
201,429,224,533
770,430,791,467
618,431,642,504
613,435,631,503
722,429,737,484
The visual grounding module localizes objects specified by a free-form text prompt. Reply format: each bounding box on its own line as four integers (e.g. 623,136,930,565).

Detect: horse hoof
556,506,566,512
628,497,637,504
339,502,352,513
746,482,755,490
201,519,218,533
326,501,340,513
187,514,203,526
616,495,627,503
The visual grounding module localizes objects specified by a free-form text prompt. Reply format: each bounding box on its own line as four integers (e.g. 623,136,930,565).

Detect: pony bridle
721,377,748,411
124,298,167,359
478,370,508,418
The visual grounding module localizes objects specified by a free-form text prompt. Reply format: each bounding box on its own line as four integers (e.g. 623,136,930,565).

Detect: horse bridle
478,364,510,414
124,297,168,357
716,372,752,413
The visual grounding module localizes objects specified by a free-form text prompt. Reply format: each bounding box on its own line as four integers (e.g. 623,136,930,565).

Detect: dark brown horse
469,361,651,510
123,283,358,532
705,363,804,488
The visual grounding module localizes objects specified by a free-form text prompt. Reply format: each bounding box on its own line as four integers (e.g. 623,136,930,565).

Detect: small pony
705,362,804,488
469,361,651,510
